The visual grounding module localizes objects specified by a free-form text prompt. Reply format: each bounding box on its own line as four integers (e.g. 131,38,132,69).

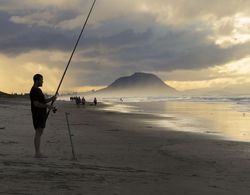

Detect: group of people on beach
70,96,97,106
29,73,97,158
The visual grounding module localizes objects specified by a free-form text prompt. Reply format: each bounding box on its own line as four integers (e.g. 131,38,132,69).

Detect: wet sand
127,101,250,142
1,98,250,194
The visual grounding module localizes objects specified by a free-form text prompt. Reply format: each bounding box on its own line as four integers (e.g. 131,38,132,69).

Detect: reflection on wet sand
129,101,250,142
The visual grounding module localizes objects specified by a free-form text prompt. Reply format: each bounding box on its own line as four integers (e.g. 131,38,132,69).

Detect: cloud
0,0,83,11
0,52,62,93
1,0,250,93
9,8,78,28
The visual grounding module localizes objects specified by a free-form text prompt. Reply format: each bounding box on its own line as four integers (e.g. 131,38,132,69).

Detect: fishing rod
46,0,96,119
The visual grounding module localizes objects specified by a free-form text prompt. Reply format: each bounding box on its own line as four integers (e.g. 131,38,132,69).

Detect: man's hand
51,95,57,102
45,95,57,103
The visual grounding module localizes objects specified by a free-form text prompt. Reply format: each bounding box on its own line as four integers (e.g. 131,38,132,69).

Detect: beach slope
1,98,250,194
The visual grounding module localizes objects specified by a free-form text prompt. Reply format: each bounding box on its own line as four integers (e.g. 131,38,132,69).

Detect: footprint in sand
104,129,121,132
146,126,153,128
0,126,5,130
71,123,90,126
46,140,59,144
1,141,18,145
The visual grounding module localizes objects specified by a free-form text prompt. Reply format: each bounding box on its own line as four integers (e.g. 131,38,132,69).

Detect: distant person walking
94,97,97,106
82,96,86,105
75,96,81,106
30,74,56,158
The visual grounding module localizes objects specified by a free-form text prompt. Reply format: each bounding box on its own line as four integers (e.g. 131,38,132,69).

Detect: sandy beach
1,97,250,194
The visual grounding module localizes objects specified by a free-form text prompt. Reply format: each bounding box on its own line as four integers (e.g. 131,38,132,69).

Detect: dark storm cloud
0,29,72,55
57,26,250,86
103,27,249,71
0,10,79,55
1,3,250,87
78,24,250,78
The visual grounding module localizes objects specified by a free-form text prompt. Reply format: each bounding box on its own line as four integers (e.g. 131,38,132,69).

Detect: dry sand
1,97,250,194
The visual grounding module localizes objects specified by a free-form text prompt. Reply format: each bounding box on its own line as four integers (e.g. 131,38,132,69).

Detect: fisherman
30,74,56,158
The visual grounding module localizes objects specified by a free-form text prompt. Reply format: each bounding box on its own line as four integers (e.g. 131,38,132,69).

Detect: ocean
60,95,250,142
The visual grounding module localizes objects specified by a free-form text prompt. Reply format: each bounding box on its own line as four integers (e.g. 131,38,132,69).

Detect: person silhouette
94,97,97,106
82,96,86,105
29,74,56,158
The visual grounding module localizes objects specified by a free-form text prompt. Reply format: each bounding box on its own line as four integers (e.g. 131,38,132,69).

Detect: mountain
91,72,178,97
0,91,29,98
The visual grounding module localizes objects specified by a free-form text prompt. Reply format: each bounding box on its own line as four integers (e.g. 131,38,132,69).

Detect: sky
1,0,250,94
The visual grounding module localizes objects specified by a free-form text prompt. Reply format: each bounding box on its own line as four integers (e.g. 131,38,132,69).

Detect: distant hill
0,91,10,97
0,91,29,98
90,72,178,97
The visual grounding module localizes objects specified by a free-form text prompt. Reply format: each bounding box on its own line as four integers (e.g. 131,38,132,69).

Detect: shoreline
103,100,250,142
1,98,250,194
